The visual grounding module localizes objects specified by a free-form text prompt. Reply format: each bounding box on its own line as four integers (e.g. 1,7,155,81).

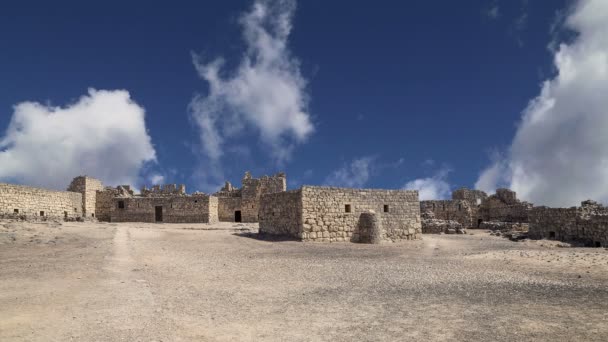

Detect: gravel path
0,220,607,341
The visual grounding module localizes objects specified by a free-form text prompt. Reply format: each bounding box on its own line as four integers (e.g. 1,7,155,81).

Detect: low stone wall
422,219,464,234
529,202,607,247
479,221,529,232
110,195,217,223
259,190,303,238
0,183,82,219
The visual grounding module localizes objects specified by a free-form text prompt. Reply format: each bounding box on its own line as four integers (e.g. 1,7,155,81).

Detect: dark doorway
235,210,242,222
155,206,163,222
549,231,556,238
477,219,483,227
595,241,602,248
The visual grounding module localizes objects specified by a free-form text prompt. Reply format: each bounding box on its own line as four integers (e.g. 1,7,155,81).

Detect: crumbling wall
0,183,82,219
452,188,487,205
259,189,303,238
478,188,532,223
110,195,217,223
67,176,104,218
300,186,421,242
215,171,287,222
420,200,474,227
140,184,186,197
529,201,607,246
241,171,286,222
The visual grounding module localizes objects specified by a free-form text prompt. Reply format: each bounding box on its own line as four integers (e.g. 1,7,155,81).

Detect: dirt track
1,220,607,341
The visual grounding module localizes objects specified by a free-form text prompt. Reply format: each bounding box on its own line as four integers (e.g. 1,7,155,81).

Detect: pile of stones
421,210,466,235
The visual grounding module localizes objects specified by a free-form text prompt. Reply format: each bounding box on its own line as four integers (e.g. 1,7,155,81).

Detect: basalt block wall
0,183,83,219
260,186,421,242
109,196,218,223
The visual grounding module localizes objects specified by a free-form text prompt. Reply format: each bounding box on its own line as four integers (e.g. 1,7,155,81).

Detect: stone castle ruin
1,171,607,246
420,187,533,234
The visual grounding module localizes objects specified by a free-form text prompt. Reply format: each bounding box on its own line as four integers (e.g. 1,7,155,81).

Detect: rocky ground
1,220,607,341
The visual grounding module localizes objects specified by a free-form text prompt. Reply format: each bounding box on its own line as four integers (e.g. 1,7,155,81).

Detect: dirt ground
1,220,607,342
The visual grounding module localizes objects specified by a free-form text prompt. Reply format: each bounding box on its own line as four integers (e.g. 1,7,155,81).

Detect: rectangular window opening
118,200,125,209
91,213,95,217
64,211,68,218
345,204,351,213
39,211,45,217
14,209,19,214
383,205,389,213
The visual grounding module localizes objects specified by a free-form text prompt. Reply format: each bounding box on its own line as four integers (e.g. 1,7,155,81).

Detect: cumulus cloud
325,157,374,188
0,89,157,189
476,0,608,206
190,0,313,166
403,168,451,201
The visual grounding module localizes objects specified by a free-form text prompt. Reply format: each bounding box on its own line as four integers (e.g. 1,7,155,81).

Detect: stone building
214,171,286,222
259,186,421,242
97,184,218,223
529,200,608,247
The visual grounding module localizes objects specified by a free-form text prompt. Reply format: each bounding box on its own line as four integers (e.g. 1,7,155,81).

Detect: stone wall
95,188,118,222
110,195,218,223
215,171,287,222
301,186,421,242
478,189,532,223
452,188,487,205
218,197,242,222
140,184,186,197
0,183,82,219
259,189,303,237
529,201,608,247
420,200,475,227
260,186,421,242
67,176,104,218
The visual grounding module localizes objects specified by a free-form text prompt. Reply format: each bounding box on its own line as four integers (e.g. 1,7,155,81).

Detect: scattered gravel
1,221,607,341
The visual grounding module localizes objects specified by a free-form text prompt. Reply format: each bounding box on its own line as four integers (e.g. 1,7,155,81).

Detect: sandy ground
1,220,607,342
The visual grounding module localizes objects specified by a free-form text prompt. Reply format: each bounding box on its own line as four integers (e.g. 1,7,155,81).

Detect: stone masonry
67,176,105,219
529,200,608,247
420,188,532,230
215,171,287,222
259,186,421,242
99,183,219,223
0,182,83,220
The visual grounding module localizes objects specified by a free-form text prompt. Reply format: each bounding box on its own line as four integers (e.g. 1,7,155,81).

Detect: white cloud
476,0,608,207
190,0,313,165
148,174,165,185
0,89,157,189
404,168,451,201
325,157,374,188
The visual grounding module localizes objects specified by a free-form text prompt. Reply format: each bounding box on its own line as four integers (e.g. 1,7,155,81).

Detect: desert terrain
1,220,607,341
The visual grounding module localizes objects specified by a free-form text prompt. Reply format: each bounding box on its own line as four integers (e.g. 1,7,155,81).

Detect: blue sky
3,0,608,206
